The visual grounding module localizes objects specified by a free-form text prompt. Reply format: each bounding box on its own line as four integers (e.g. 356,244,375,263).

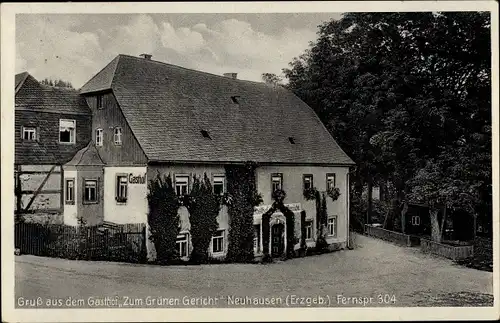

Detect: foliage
303,187,340,250
41,78,74,88
315,193,329,251
44,235,82,260
326,187,341,201
283,207,296,258
147,174,180,264
303,187,317,200
349,193,366,233
272,189,287,204
261,73,284,85
260,188,297,260
184,174,221,264
261,212,272,262
284,12,491,232
300,211,307,250
225,162,262,263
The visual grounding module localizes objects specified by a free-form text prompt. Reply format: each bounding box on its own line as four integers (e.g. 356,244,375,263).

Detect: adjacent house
14,72,91,221
16,53,355,261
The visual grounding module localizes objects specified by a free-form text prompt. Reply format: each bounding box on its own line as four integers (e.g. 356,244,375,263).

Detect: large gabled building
16,53,355,261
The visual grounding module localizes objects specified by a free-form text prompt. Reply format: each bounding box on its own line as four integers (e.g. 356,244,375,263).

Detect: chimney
140,53,152,60
223,72,238,79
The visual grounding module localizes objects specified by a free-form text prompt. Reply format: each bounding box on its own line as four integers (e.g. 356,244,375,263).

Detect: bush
225,162,261,263
185,174,220,264
147,174,180,264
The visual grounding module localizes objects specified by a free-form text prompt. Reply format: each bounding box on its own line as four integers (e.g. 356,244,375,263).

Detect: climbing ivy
225,162,262,263
184,174,220,264
147,174,181,264
300,210,307,251
261,188,296,261
304,186,341,252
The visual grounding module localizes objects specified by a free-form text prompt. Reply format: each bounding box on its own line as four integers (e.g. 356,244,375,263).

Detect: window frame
271,173,283,195
326,173,336,190
113,127,122,146
96,95,103,110
174,174,190,196
253,224,261,252
176,233,189,258
303,174,313,191
305,220,313,240
65,178,75,205
212,174,225,196
95,128,103,147
211,229,225,255
115,174,128,204
411,215,421,226
22,126,37,141
327,216,337,237
59,119,76,144
82,178,99,204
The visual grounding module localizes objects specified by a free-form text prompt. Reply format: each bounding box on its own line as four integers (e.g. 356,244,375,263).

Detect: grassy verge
455,237,492,272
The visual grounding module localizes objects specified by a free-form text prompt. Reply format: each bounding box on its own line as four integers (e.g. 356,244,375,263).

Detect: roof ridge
287,90,355,165
117,54,269,86
79,55,119,91
39,83,79,92
15,72,30,94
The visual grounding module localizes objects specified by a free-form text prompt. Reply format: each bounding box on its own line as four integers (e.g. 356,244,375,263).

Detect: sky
15,13,342,88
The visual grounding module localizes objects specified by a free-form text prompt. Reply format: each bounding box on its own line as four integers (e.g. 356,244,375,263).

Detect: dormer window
230,96,240,104
288,137,296,144
114,127,122,145
201,130,211,139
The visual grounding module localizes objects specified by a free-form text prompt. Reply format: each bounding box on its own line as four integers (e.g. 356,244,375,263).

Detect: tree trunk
366,180,373,225
379,180,387,202
354,174,363,198
430,208,441,242
440,206,447,241
401,202,408,234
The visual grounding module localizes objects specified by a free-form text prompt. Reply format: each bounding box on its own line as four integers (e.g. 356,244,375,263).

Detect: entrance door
271,224,284,257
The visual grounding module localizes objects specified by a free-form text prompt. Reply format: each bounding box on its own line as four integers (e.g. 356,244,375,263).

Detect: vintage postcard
1,1,499,322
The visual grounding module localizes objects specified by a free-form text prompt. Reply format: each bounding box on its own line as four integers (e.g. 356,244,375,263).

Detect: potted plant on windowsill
115,196,128,203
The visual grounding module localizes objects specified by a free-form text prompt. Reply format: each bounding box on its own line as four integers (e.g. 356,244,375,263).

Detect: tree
261,73,283,85
146,174,181,263
283,12,491,235
41,78,74,88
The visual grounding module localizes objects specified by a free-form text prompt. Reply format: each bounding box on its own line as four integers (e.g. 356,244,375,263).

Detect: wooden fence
365,224,421,247
15,222,147,263
420,238,474,260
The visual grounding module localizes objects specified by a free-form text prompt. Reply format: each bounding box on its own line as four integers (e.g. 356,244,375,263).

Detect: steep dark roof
80,54,355,165
16,73,90,115
15,73,92,165
65,141,105,166
15,72,29,93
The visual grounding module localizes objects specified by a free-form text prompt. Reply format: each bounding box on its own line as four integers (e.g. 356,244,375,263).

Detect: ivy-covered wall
147,164,230,258
225,162,262,263
256,165,349,244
